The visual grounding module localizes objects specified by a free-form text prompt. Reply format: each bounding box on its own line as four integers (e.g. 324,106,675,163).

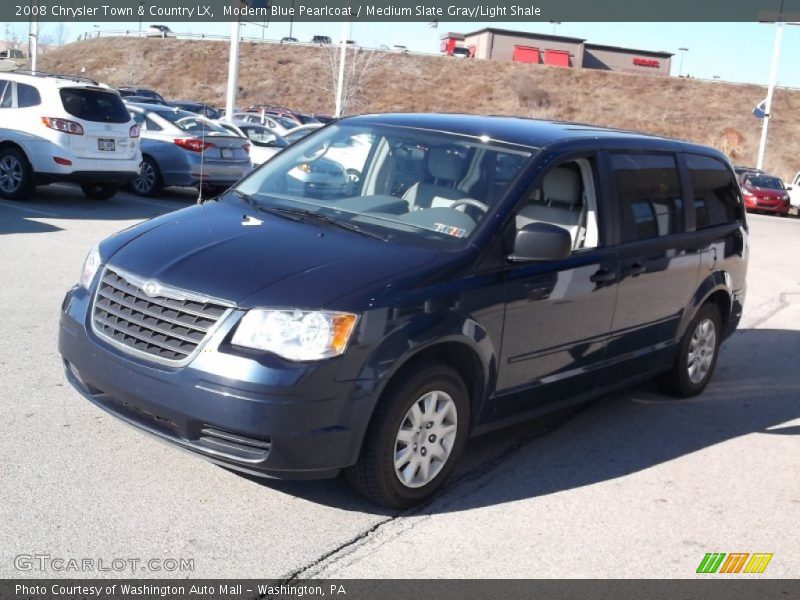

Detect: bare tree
53,23,68,46
5,24,23,49
324,45,385,116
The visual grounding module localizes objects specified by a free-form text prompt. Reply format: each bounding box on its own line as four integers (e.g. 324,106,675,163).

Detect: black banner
3,0,800,22
4,580,800,600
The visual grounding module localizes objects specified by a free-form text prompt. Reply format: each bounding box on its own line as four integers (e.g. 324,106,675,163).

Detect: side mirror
509,222,572,262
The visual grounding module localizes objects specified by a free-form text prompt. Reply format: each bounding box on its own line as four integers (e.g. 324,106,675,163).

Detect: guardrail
84,30,800,91
86,29,440,56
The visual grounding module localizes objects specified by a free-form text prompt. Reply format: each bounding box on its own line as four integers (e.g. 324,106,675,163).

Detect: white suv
0,71,142,200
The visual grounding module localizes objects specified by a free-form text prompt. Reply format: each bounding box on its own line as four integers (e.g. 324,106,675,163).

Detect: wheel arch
0,140,31,163
682,270,733,339
358,322,498,436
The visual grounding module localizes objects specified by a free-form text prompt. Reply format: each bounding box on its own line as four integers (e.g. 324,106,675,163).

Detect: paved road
1,185,797,579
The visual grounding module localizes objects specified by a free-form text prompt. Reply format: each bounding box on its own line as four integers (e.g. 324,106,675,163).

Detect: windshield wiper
231,190,303,221
284,208,391,241
231,191,389,241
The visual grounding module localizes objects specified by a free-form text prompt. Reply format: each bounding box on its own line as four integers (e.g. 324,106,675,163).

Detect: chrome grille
92,268,230,363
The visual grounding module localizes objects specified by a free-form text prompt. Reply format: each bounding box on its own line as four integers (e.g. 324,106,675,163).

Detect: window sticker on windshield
433,223,467,238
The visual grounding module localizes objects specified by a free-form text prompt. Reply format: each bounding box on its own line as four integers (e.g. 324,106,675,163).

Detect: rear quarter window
17,83,41,108
686,154,743,229
611,153,684,243
59,88,131,123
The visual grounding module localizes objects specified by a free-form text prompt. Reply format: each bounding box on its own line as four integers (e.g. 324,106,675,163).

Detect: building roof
584,43,674,58
463,28,586,44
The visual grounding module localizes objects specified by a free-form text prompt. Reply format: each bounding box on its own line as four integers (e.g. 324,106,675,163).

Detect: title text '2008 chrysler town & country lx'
59,114,748,507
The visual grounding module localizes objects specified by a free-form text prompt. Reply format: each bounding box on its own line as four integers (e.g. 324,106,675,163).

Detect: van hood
102,197,438,308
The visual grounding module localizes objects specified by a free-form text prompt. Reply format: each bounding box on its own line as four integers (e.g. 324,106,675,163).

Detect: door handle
590,269,616,283
624,262,646,276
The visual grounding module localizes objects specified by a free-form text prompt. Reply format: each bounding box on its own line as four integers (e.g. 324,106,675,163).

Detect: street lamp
756,0,800,170
677,47,688,77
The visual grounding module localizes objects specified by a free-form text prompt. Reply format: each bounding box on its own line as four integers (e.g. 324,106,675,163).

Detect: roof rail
10,70,100,86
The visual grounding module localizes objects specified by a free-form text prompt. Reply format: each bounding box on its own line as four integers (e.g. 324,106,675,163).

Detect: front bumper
58,285,374,479
745,199,790,214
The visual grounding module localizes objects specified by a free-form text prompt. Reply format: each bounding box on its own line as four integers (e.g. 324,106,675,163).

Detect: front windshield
745,175,784,190
241,125,288,148
235,122,535,247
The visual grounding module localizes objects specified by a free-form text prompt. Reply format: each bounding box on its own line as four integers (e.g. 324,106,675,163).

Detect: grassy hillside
39,37,800,180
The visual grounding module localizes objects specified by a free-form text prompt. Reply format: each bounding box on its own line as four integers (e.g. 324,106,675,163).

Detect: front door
495,155,619,420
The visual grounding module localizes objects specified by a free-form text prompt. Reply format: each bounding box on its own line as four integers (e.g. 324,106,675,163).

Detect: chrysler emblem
142,281,161,297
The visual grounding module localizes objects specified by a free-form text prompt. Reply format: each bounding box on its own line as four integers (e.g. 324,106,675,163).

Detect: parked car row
0,68,338,201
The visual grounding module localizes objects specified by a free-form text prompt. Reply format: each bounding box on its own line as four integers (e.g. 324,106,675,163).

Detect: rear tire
129,156,161,197
80,183,118,200
345,364,469,509
0,147,34,200
658,303,722,397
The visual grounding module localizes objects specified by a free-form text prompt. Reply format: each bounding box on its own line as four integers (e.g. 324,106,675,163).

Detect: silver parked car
217,120,289,166
127,103,252,196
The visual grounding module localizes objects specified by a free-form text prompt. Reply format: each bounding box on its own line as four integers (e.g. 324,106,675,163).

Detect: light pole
334,20,348,117
677,47,688,77
28,0,39,72
138,3,144,35
549,21,561,35
756,22,783,171
225,17,241,121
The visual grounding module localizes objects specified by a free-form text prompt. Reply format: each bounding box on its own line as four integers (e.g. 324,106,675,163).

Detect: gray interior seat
403,148,466,211
515,167,583,243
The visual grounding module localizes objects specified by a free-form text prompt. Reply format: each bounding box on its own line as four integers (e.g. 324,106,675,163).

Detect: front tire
659,303,722,397
345,364,470,508
80,183,118,200
0,147,34,200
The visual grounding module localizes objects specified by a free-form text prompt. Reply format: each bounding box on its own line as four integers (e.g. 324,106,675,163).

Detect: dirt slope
39,37,800,179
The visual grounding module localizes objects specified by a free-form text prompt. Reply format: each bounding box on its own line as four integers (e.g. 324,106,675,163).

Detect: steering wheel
450,198,490,213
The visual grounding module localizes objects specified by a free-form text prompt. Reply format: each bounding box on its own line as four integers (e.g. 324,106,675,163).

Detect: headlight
79,245,102,289
231,309,358,361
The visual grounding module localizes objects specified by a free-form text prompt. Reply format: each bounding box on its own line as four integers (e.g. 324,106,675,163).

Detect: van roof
344,113,724,158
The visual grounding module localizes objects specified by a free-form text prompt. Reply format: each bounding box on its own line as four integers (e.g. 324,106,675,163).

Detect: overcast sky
13,20,800,88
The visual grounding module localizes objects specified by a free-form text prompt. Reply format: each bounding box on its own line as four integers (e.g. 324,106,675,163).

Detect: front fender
352,309,499,429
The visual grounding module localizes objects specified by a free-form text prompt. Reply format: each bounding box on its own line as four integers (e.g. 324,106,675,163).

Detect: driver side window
513,158,600,251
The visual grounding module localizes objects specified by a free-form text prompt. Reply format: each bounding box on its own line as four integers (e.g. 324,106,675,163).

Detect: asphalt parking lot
1,184,798,579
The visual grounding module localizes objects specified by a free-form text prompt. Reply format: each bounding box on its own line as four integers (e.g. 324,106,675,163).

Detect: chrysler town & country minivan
59,114,748,507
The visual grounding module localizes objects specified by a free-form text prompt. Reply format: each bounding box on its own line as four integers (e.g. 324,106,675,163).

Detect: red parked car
741,174,791,216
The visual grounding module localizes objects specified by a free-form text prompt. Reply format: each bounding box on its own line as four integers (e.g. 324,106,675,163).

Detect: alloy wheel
0,155,23,194
133,160,156,194
687,317,716,384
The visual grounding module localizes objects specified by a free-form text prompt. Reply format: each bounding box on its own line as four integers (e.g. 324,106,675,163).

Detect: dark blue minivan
59,114,748,507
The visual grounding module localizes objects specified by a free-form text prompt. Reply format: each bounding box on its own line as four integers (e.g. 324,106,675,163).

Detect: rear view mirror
509,222,572,263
